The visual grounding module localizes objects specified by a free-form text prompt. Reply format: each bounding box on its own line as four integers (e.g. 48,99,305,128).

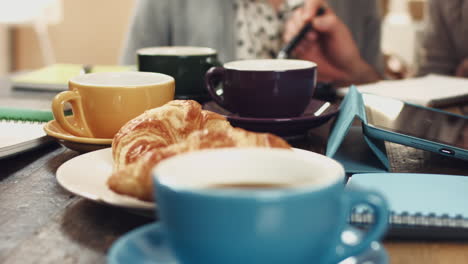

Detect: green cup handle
205,56,222,68
329,188,389,263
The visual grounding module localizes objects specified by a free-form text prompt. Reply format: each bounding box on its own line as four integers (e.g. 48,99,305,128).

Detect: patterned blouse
234,0,300,59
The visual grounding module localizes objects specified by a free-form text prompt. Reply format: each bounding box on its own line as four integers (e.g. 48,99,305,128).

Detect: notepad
11,63,134,92
0,108,55,159
337,74,468,107
348,173,468,240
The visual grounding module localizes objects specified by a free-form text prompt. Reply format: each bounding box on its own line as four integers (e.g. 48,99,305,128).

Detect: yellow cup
52,71,175,139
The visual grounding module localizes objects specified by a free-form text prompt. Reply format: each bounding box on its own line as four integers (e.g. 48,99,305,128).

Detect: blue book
348,173,468,240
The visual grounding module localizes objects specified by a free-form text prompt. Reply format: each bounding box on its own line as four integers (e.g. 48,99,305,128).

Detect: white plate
56,148,315,211
56,148,154,210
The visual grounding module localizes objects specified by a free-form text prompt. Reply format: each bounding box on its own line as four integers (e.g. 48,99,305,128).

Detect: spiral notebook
0,108,55,159
348,173,468,240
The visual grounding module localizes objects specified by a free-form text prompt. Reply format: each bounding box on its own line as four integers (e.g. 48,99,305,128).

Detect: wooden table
1,79,467,264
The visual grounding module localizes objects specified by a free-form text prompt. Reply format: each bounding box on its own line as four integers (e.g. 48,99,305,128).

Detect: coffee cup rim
137,46,217,56
223,59,317,71
153,148,345,197
69,71,174,87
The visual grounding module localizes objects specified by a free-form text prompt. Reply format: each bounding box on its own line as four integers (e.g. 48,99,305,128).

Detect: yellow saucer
44,116,112,152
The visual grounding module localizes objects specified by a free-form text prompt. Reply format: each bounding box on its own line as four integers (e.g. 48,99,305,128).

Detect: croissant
112,100,231,172
108,127,291,201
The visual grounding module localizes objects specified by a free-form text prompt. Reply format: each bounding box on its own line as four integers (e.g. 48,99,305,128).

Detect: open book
338,74,468,107
0,108,55,159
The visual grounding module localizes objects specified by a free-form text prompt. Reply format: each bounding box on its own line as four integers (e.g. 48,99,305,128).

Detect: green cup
137,46,220,103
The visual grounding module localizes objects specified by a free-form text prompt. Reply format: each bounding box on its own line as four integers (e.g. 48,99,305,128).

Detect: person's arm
417,0,458,76
283,0,381,86
120,0,170,65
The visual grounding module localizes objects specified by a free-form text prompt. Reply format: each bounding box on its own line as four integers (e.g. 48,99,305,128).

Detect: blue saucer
108,223,388,264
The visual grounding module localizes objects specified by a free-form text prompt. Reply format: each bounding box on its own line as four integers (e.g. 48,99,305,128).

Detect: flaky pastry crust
112,100,231,172
108,100,291,201
109,128,291,201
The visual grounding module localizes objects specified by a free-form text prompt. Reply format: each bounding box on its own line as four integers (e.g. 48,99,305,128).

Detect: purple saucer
203,99,340,137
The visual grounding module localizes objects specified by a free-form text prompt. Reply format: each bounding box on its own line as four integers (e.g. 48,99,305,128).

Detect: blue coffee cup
153,148,389,264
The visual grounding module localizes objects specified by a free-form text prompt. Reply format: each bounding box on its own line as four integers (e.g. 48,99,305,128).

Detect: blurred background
0,0,425,79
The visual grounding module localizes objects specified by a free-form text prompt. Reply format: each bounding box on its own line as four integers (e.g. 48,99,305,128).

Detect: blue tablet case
348,173,468,240
326,86,389,173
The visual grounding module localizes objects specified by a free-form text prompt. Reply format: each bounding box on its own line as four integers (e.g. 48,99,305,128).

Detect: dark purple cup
205,59,317,118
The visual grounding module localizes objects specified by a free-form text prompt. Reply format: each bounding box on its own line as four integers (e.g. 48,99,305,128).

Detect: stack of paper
338,74,468,107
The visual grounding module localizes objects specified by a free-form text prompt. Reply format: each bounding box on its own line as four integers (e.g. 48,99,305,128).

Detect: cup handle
205,66,228,109
205,56,222,68
52,90,93,138
329,188,389,264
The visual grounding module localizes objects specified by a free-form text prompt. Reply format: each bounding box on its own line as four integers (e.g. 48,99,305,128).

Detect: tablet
362,93,468,161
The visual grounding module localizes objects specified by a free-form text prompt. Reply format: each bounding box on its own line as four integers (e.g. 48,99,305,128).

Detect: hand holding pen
277,6,326,59
280,0,381,86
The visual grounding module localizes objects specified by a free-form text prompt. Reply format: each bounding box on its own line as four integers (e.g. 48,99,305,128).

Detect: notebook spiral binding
350,210,468,229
